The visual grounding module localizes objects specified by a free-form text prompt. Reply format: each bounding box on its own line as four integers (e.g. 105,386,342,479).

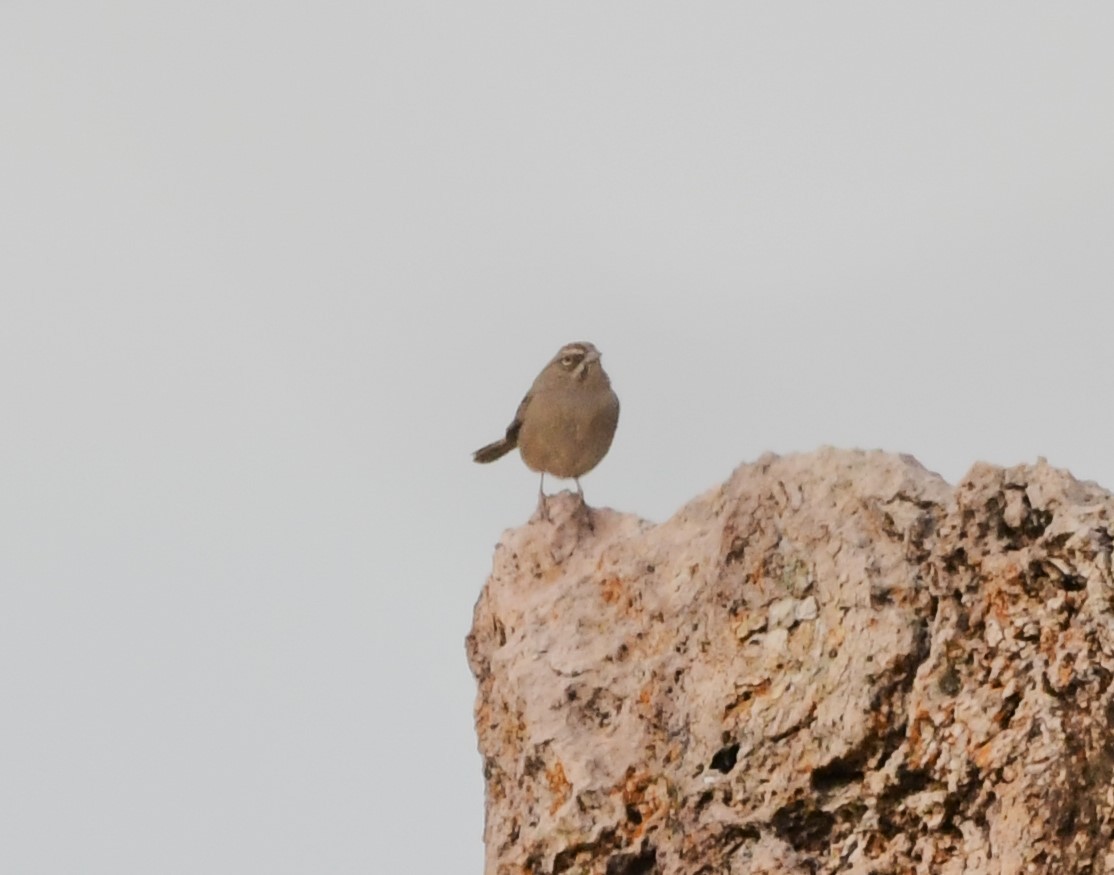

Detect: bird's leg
537,473,550,521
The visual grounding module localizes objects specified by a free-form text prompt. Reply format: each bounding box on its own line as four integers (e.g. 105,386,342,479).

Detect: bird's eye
561,355,576,367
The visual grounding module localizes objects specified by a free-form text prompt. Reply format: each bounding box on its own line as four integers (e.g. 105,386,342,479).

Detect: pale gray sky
2,4,1113,873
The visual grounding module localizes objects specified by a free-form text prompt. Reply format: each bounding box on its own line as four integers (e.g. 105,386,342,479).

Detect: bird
473,341,620,518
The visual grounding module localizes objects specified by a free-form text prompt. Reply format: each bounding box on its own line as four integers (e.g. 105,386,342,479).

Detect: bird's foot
534,491,551,523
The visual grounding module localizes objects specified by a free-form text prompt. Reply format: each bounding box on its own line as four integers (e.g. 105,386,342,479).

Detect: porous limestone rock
466,449,1114,874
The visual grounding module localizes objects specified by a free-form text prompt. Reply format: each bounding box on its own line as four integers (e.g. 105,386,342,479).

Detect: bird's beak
585,348,601,364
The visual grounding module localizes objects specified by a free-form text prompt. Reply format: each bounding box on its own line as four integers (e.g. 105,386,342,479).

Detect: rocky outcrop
466,449,1114,874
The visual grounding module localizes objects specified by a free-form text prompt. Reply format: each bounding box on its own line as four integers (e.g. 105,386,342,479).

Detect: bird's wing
505,391,531,442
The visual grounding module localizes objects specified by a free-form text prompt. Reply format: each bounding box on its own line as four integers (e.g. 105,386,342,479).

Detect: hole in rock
710,742,740,774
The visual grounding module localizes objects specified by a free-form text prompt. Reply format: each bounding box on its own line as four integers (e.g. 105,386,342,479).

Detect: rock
466,448,1114,874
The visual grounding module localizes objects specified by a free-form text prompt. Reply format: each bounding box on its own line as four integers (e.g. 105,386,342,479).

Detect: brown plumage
473,341,620,511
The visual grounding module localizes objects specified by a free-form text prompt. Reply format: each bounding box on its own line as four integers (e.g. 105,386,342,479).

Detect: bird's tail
473,437,515,463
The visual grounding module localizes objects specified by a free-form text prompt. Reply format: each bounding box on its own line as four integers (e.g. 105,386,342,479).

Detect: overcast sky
2,4,1113,873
